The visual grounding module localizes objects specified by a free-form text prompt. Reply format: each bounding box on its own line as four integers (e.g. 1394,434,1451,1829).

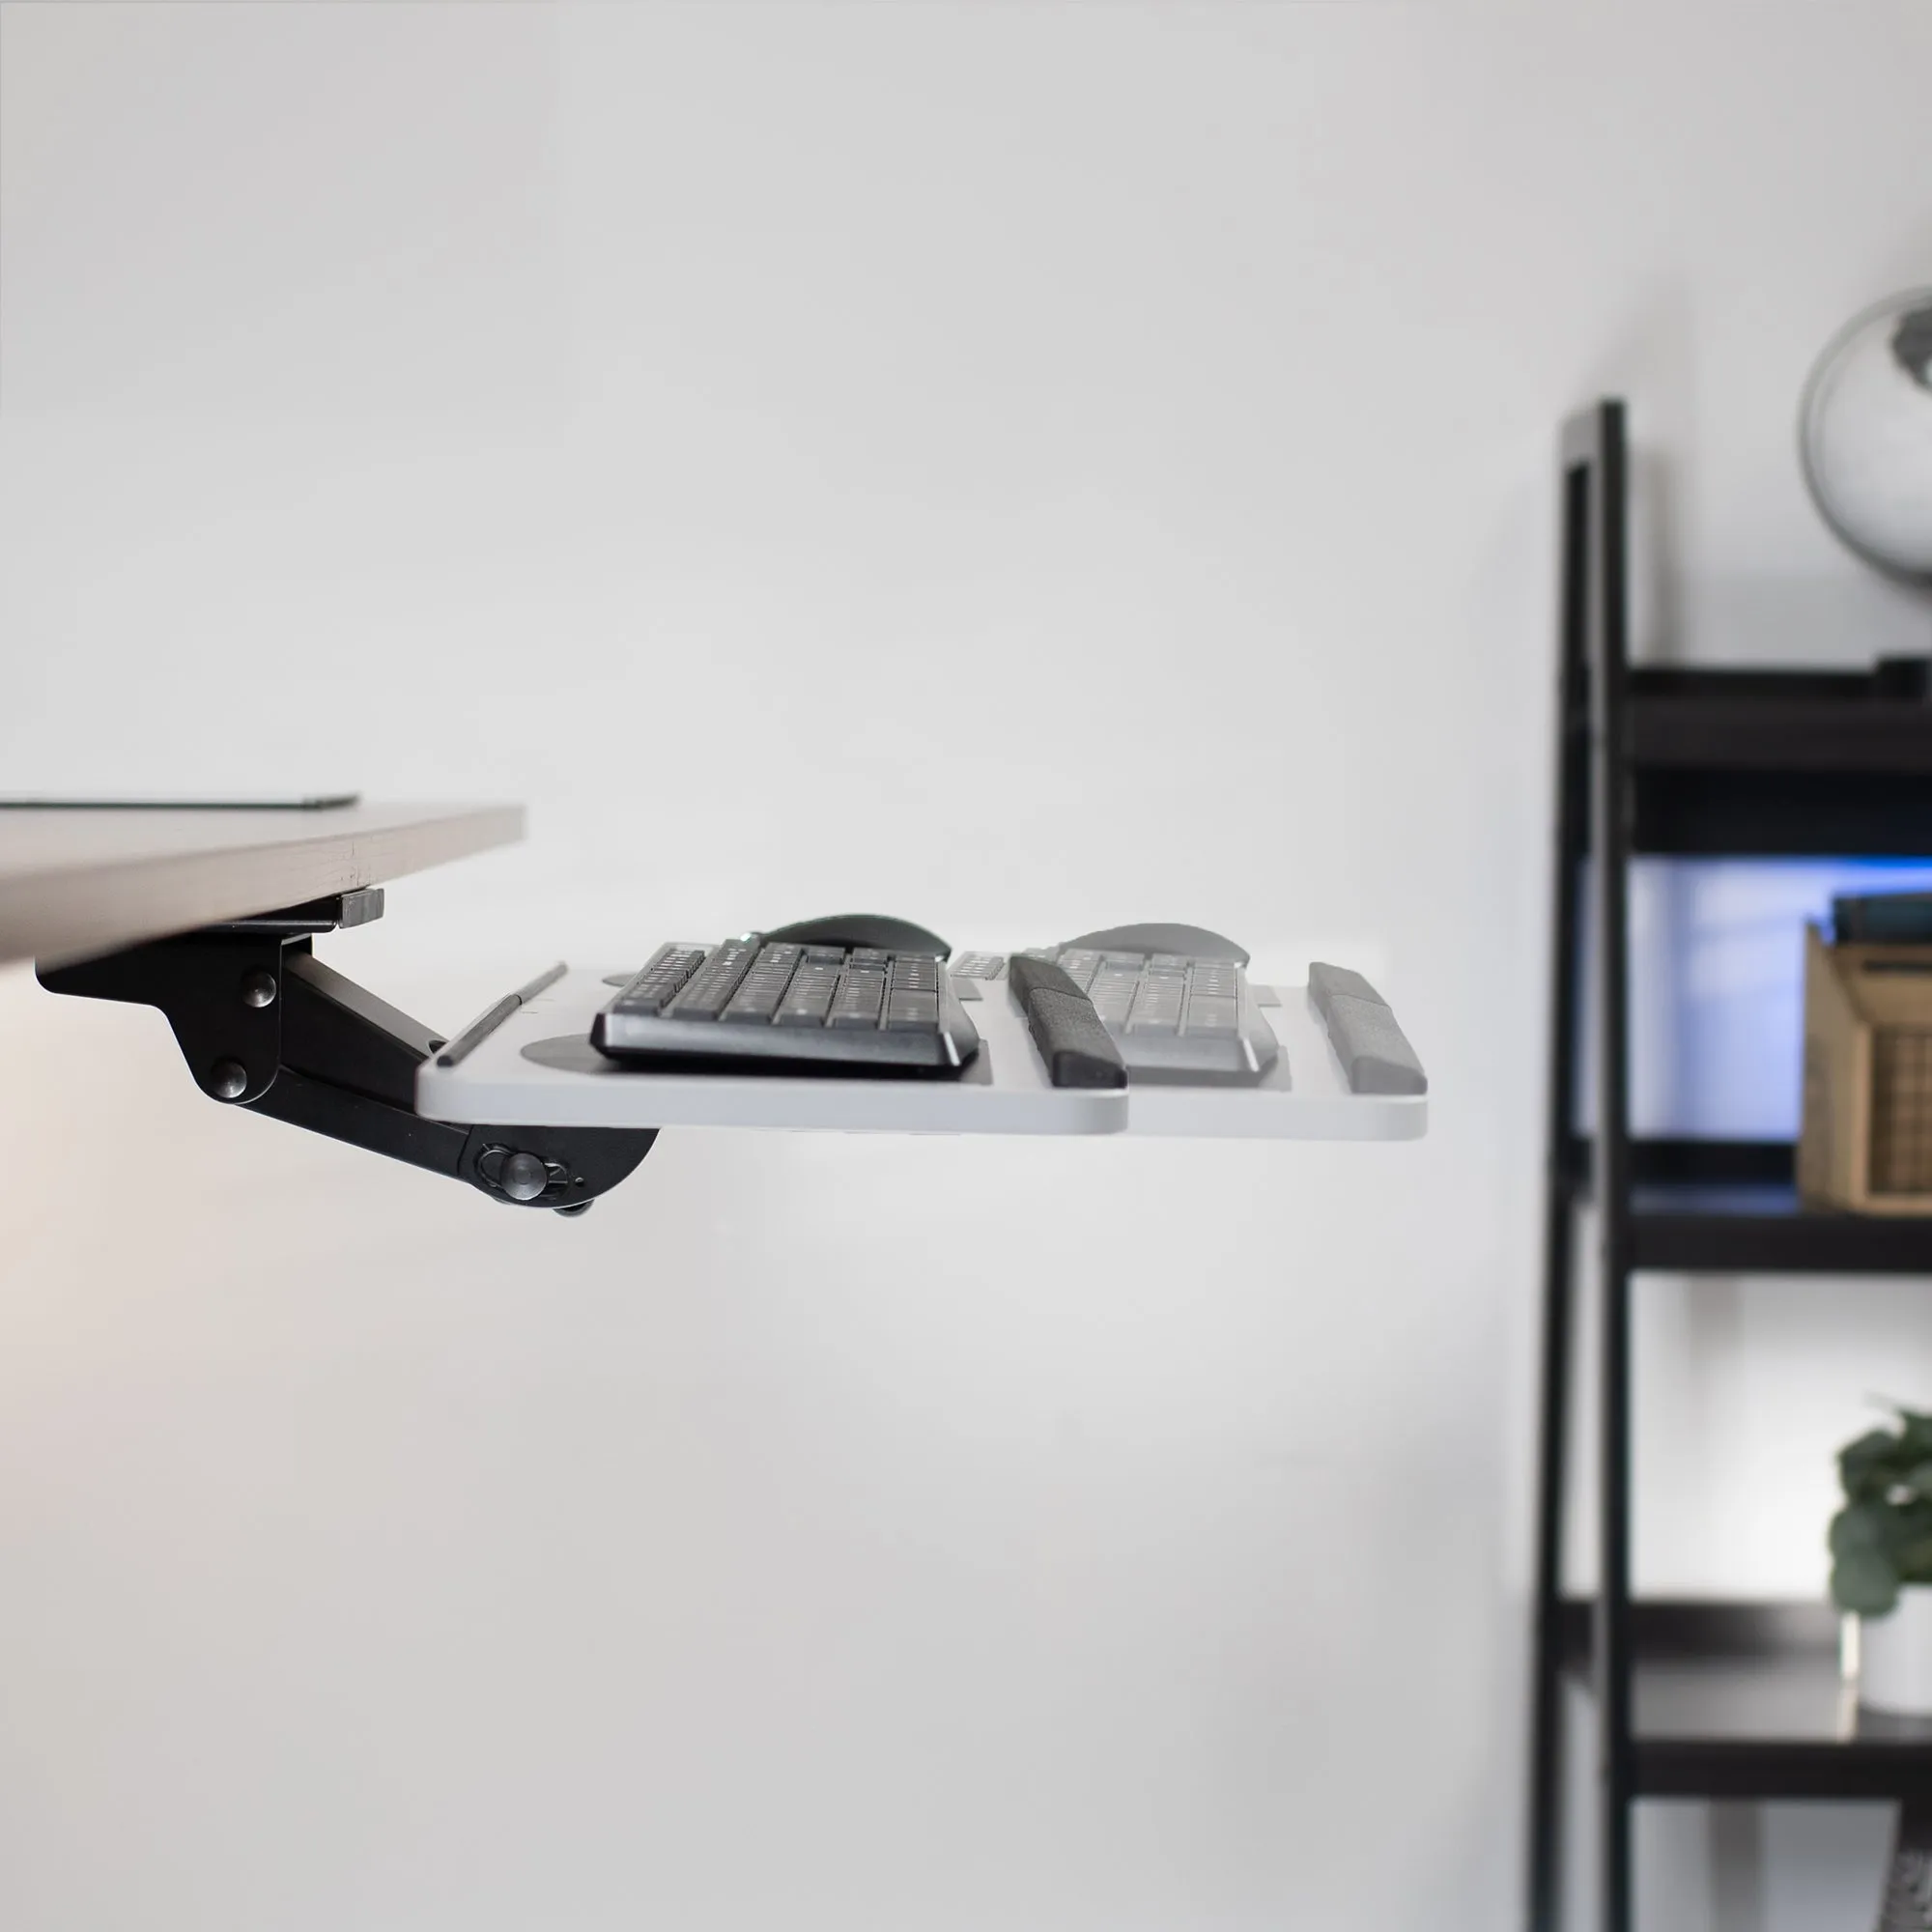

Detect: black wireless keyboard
590,916,980,1077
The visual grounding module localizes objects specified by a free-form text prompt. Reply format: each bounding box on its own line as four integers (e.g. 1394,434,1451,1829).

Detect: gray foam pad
1307,960,1383,1008
1027,989,1127,1089
1009,954,1128,1089
1307,961,1427,1095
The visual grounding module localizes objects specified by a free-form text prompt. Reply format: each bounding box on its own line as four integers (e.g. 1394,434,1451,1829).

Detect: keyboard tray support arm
37,893,656,1214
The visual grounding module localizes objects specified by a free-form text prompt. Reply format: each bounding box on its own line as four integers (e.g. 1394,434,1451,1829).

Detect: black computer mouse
1062,923,1249,965
763,913,952,958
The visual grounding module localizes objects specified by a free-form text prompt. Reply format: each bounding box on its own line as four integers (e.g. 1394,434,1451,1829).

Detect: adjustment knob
210,1059,249,1100
498,1151,550,1202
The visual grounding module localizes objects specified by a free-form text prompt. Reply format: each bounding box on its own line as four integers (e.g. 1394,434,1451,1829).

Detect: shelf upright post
1526,408,1601,1930
1585,399,1639,1931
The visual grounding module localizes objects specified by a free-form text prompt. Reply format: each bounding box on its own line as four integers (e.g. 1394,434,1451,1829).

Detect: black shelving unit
1527,400,1932,1931
1561,1602,1932,1802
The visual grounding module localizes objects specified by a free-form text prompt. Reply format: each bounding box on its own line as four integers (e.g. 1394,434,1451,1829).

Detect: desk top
0,801,524,967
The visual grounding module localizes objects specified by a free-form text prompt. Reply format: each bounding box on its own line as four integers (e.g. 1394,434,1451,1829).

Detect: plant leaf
1833,1548,1900,1616
1832,1501,1896,1562
1841,1429,1907,1500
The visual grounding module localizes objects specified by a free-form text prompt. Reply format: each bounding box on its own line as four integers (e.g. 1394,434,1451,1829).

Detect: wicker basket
1798,924,1932,1212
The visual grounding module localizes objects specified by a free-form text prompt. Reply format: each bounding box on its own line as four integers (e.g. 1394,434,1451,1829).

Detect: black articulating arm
38,891,656,1214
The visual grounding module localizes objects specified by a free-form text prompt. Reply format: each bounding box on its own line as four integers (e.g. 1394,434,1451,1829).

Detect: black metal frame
38,893,657,1213
1528,399,1635,1931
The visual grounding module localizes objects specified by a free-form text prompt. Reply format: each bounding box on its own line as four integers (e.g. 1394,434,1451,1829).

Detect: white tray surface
415,964,1426,1143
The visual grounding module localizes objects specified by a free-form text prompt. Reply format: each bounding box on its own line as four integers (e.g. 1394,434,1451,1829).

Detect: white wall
2,5,1929,1926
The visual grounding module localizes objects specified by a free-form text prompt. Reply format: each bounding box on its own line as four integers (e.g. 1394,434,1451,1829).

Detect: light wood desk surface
0,802,524,967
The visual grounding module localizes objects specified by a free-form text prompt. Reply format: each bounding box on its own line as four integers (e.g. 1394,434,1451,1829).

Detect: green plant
1830,1406,1932,1615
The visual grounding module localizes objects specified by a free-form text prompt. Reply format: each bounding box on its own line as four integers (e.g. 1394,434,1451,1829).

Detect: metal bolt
499,1151,549,1202
240,969,278,1009
210,1059,249,1100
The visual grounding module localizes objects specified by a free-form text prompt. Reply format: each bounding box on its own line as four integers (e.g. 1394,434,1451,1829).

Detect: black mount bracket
37,890,656,1214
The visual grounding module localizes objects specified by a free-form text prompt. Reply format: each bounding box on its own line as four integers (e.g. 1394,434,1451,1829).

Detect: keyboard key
1184,994,1237,1036
1191,961,1240,1000
776,998,837,1026
884,990,939,1031
723,980,790,1021
668,942,756,1019
614,942,708,1013
951,952,1007,980
775,958,840,1026
829,967,885,1029
1126,972,1184,1034
722,951,798,1022
1089,960,1139,1024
